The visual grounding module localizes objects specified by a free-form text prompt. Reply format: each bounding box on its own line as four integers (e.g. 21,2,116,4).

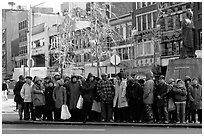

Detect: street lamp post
28,2,45,76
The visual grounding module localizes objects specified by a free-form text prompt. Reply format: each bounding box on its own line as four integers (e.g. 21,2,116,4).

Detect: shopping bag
76,95,83,109
61,104,71,120
91,100,101,113
168,98,176,111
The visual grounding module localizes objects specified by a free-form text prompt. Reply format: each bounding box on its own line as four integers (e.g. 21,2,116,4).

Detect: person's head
138,78,145,85
48,80,54,87
159,75,165,84
176,79,184,87
25,76,32,84
56,79,64,86
54,74,60,81
186,9,193,19
71,75,77,83
87,73,94,82
146,71,153,80
101,73,108,80
34,76,42,85
184,76,191,85
168,78,175,85
116,72,123,81
19,75,25,82
192,78,198,86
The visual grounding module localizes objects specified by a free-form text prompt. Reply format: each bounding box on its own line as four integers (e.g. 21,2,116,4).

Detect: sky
1,0,87,13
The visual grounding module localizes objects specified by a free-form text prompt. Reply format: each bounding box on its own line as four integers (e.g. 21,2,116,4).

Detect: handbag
168,98,176,111
76,95,83,109
91,100,101,113
61,104,71,120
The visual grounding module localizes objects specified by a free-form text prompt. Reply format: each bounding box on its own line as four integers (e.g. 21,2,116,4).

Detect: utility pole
28,2,45,76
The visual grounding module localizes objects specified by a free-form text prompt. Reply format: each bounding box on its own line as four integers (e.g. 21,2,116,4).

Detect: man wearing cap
20,76,35,120
188,78,202,124
155,75,169,123
97,73,115,122
13,75,25,120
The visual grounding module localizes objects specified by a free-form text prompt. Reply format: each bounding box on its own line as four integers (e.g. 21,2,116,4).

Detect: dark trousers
89,111,101,122
82,101,93,122
152,103,159,122
175,102,186,123
158,105,169,122
54,108,61,121
24,102,35,120
128,99,143,122
44,110,53,121
101,102,113,121
145,104,154,123
70,109,82,122
114,107,128,122
191,109,202,123
169,110,177,122
35,105,45,119
18,103,24,119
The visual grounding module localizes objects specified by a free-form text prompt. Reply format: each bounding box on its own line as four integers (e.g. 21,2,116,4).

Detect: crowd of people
12,71,202,124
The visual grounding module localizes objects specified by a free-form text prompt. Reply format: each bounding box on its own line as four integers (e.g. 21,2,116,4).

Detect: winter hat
101,73,107,76
87,73,94,80
57,79,64,85
26,76,32,81
184,76,191,83
146,71,153,80
19,75,25,80
168,78,175,84
176,79,182,84
34,76,42,82
159,75,165,80
192,77,198,81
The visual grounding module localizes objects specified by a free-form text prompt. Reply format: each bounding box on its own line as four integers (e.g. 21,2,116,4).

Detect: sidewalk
2,97,202,128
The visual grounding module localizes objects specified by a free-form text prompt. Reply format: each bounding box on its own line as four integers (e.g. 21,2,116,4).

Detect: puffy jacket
188,84,202,110
173,86,187,102
126,80,143,101
156,82,169,106
113,79,128,108
13,81,25,103
53,86,67,109
81,80,96,102
32,83,45,106
143,79,154,105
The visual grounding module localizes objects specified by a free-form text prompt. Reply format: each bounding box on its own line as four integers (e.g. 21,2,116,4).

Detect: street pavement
2,93,202,131
2,124,202,134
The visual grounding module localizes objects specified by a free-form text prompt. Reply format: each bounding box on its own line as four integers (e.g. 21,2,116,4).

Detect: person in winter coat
66,75,82,122
188,78,202,124
113,72,128,122
20,76,35,120
2,80,8,101
97,73,115,122
13,75,25,120
81,73,96,123
126,77,143,123
31,76,45,121
167,78,177,123
173,79,187,124
184,76,192,123
143,71,154,123
53,79,67,121
44,80,55,121
156,75,169,124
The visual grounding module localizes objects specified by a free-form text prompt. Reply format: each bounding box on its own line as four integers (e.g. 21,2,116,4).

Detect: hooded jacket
188,84,202,110
173,80,187,102
143,71,154,105
81,73,96,102
31,82,45,106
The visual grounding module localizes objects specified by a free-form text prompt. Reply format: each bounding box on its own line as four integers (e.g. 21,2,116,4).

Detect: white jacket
20,82,34,102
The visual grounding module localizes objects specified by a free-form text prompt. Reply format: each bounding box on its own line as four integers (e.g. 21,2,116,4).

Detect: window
137,2,141,9
117,48,122,59
147,13,152,29
142,2,146,7
153,12,157,28
142,15,147,30
122,24,126,39
137,16,141,31
127,24,132,38
138,43,143,56
122,48,128,60
144,42,153,55
32,39,45,48
147,2,151,6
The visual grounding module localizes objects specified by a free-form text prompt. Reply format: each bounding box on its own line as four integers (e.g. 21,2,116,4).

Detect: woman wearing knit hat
53,79,67,121
31,76,45,121
172,79,187,124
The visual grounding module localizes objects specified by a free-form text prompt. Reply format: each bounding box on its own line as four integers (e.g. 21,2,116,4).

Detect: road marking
2,128,105,131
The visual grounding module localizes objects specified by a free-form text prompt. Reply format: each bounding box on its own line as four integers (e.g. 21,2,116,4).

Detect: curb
2,120,202,128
